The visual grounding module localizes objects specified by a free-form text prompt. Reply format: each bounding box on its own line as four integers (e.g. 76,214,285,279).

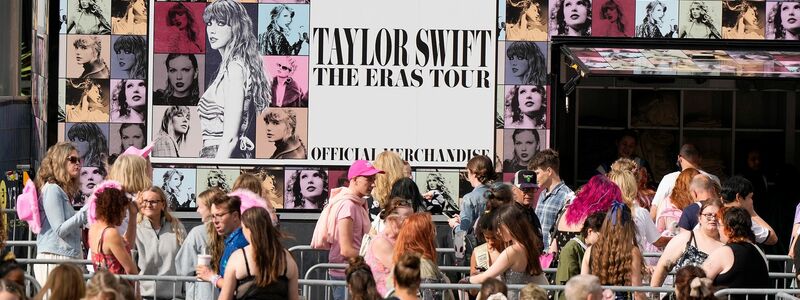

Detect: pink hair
565,175,622,225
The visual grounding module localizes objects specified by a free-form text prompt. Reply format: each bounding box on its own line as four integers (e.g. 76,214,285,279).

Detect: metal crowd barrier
715,289,800,300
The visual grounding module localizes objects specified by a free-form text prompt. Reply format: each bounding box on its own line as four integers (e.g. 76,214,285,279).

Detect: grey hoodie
135,217,186,299
175,224,217,300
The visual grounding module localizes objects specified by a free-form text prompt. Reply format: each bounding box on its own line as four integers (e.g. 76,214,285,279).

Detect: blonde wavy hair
84,269,135,300
35,263,85,300
371,151,406,206
108,154,152,194
36,142,80,198
137,186,186,246
607,169,638,208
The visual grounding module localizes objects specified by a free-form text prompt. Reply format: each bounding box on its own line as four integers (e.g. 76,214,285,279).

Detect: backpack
16,180,42,234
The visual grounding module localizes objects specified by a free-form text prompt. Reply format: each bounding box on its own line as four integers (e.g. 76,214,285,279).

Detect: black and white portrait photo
152,106,202,158
284,168,328,209
504,41,548,86
504,85,548,129
550,0,593,36
153,54,205,106
679,0,723,38
196,168,240,193
109,123,145,155
66,122,109,167
67,0,111,34
635,0,678,37
65,79,110,123
67,35,111,79
153,168,197,210
766,1,800,40
110,79,146,123
502,128,545,173
415,171,460,216
199,0,271,159
258,4,310,55
241,167,285,209
721,0,765,39
256,108,308,159
111,35,147,79
111,0,147,35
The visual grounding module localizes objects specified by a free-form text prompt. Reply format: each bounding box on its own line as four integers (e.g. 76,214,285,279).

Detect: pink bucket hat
347,160,384,180
122,143,153,158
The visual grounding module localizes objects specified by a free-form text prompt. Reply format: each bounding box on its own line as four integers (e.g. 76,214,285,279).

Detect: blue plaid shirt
535,182,573,250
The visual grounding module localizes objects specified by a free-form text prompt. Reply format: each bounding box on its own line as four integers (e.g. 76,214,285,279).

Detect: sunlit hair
379,197,413,220
168,3,198,41
519,282,547,300
372,151,407,206
720,206,755,243
85,269,135,300
118,123,145,151
607,169,638,207
601,0,626,33
480,278,508,300
507,85,547,125
393,213,438,264
720,176,753,205
94,185,129,226
200,187,226,272
159,106,190,146
565,175,621,225
390,177,426,213
138,186,185,246
493,204,543,275
286,168,329,208
590,202,639,286
394,253,423,291
425,173,453,203
768,2,800,39
161,54,200,100
113,36,146,78
233,172,263,196
505,41,547,85
552,0,593,35
206,170,230,192
68,123,109,167
688,1,713,22
108,154,152,194
507,0,544,27
73,36,102,59
34,263,85,300
529,148,559,174
674,266,716,300
467,155,497,185
611,157,637,173
269,4,295,33
484,182,514,212
36,142,80,199
346,256,381,300
670,168,701,210
203,0,270,113
112,79,146,119
241,207,287,287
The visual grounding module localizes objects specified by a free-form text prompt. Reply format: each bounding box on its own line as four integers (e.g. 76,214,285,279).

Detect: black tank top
713,242,769,297
235,249,290,300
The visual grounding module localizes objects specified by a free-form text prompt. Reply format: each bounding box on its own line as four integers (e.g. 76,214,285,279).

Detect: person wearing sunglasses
34,142,90,284
650,198,724,287
270,56,307,108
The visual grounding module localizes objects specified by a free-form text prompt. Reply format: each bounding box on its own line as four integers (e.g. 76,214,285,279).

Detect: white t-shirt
652,170,720,208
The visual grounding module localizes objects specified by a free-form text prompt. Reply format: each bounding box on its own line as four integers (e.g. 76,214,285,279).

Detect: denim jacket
36,183,88,257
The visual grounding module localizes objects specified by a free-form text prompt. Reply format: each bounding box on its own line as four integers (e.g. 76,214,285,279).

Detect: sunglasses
277,64,293,72
66,156,82,164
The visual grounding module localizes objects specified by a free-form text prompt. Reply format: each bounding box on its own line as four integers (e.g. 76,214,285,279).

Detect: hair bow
486,293,508,300
689,277,713,297
610,200,631,225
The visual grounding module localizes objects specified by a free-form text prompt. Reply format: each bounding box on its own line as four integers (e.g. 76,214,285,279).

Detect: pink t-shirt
328,198,370,277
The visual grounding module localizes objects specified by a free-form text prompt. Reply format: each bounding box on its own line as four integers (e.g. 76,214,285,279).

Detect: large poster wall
56,0,797,212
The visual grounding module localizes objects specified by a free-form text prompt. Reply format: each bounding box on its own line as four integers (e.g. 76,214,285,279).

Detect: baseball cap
123,143,153,158
348,160,384,180
514,170,538,189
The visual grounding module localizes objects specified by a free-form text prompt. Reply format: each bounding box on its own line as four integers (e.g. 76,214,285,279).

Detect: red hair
393,213,437,264
670,168,701,210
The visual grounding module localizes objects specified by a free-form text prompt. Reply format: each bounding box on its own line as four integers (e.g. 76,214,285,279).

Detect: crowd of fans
0,139,790,300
